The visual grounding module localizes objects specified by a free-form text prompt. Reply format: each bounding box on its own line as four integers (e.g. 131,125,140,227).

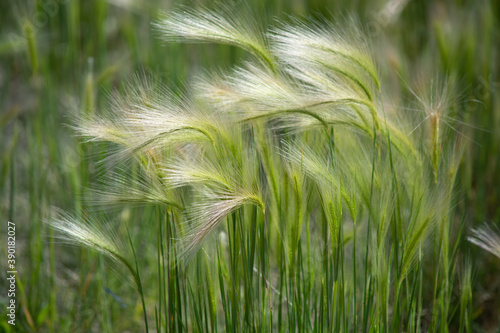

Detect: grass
1,0,499,332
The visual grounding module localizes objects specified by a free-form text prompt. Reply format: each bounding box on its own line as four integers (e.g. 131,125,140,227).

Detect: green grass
1,0,499,332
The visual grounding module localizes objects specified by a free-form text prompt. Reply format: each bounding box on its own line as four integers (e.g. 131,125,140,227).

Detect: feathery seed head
49,210,131,266
270,17,379,94
176,188,265,261
78,76,226,167
468,224,500,259
408,78,455,182
154,6,275,70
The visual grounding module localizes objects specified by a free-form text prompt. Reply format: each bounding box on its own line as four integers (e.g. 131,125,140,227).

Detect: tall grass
1,0,499,332
49,6,474,332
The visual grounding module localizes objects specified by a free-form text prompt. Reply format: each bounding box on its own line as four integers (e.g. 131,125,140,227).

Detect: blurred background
1,0,498,331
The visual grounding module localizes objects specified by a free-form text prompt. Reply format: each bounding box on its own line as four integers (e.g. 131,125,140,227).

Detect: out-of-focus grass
0,0,498,332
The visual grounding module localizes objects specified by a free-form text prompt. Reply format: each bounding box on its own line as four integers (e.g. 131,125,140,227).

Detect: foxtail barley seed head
468,224,500,259
49,210,132,267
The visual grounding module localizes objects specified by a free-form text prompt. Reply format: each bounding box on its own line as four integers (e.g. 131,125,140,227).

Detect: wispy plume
77,75,222,164
197,63,300,112
154,6,275,69
166,147,265,258
468,223,500,259
177,188,265,260
49,210,131,266
85,169,182,211
270,17,380,99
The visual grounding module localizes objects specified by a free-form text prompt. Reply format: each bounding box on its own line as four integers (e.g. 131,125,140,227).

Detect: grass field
1,0,499,332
